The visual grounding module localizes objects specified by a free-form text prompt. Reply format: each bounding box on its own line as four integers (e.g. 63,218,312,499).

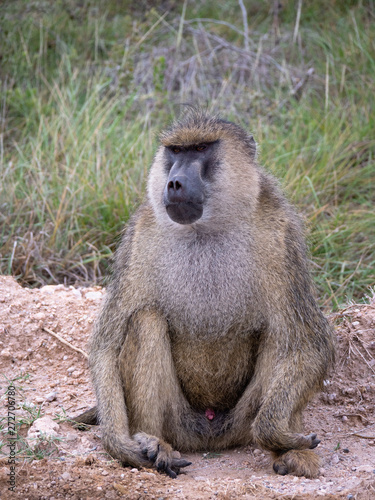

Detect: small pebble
46,391,57,402
85,291,102,301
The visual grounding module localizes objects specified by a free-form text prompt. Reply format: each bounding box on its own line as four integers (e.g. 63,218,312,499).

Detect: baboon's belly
171,332,255,411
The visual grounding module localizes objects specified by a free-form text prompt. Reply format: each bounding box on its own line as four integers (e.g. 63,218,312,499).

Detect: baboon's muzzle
163,160,205,224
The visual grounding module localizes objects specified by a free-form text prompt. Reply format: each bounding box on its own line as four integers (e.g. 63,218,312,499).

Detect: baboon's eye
171,146,182,154
196,144,207,152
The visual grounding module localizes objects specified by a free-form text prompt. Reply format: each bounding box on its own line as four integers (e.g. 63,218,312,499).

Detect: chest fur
155,232,260,335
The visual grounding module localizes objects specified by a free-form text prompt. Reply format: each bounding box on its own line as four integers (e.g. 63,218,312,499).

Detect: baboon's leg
252,342,322,477
213,336,322,478
119,309,207,472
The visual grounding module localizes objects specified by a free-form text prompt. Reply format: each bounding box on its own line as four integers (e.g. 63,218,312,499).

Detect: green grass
0,0,374,309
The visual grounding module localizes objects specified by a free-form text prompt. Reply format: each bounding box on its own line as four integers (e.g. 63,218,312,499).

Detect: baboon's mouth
165,201,203,225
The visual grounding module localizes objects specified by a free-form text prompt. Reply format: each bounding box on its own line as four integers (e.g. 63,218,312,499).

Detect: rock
61,472,72,481
66,433,78,442
33,312,46,320
85,291,102,301
27,416,60,448
0,348,11,358
45,391,57,402
71,289,82,299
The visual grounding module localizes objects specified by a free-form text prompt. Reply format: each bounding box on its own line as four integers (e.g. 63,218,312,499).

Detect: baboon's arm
89,305,193,475
89,333,149,468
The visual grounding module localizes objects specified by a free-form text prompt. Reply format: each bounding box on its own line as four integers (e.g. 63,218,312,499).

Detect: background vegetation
0,0,374,310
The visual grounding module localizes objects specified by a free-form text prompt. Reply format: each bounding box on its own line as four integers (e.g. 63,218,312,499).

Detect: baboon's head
148,110,259,228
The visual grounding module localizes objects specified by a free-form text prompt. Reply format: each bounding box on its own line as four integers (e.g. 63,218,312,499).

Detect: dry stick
293,0,303,44
238,0,249,52
42,327,88,359
350,342,375,374
346,423,375,439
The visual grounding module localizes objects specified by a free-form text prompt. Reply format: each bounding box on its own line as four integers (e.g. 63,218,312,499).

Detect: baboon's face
162,142,219,225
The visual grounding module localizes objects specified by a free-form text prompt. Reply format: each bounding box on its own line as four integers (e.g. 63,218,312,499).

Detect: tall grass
0,0,374,309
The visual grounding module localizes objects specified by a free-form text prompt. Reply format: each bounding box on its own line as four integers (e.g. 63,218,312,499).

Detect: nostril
168,179,183,191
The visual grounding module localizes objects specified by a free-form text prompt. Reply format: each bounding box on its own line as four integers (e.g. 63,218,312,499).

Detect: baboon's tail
72,406,99,426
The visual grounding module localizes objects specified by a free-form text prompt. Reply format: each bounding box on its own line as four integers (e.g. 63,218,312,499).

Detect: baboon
75,110,335,479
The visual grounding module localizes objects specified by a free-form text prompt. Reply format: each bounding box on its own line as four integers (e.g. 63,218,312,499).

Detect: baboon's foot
134,432,192,479
272,449,321,478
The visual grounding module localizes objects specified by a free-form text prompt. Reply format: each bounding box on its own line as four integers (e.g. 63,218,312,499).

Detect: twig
238,0,249,52
350,342,375,374
334,413,369,423
176,0,188,49
184,18,245,38
293,0,302,44
352,433,375,439
42,327,88,359
291,67,314,100
347,423,375,438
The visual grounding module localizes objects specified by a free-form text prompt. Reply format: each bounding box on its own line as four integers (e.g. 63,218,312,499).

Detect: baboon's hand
103,436,151,468
134,432,192,479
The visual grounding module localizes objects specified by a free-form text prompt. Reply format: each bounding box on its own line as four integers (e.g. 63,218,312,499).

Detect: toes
273,459,288,475
132,432,192,477
165,466,177,479
307,433,320,449
156,459,178,479
172,458,192,468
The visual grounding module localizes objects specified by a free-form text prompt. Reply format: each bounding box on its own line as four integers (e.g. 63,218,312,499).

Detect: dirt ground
0,275,374,499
